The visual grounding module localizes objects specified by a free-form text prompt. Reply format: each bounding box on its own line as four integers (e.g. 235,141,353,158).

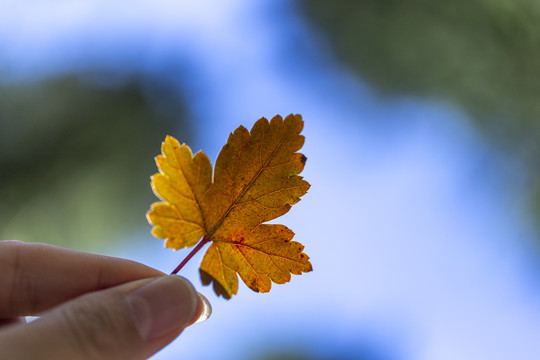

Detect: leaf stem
170,236,211,275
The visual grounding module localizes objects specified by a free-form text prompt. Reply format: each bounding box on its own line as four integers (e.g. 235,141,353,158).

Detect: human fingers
0,318,25,327
0,240,164,318
0,275,209,360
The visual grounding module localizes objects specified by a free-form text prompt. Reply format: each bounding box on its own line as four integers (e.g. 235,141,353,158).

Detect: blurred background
2,0,540,359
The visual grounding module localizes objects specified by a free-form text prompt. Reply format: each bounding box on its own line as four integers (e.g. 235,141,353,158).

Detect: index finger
0,241,165,318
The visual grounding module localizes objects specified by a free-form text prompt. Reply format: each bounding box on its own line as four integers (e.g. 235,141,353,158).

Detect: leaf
147,114,312,299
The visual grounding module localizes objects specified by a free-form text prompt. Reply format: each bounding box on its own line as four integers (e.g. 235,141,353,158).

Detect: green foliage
301,0,540,229
0,75,191,251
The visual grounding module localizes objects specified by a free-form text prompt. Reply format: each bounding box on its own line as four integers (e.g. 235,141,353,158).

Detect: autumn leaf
146,114,312,299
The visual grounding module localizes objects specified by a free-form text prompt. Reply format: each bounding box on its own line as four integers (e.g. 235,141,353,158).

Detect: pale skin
0,240,206,360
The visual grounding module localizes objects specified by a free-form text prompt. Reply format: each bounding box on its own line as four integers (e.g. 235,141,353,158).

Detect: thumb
0,276,208,360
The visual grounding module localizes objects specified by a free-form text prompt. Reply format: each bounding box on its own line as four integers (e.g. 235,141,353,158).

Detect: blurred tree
300,0,540,228
0,74,191,252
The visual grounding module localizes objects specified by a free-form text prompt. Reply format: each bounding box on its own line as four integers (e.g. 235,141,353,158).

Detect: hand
0,240,209,360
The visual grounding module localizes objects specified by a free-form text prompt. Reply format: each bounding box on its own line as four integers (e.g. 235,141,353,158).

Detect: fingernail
125,276,199,341
194,292,212,324
184,292,212,326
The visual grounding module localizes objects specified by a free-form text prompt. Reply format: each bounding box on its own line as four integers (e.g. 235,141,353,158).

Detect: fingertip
188,292,212,326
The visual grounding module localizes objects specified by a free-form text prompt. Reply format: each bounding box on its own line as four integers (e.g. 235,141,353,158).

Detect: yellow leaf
147,114,312,299
147,137,212,249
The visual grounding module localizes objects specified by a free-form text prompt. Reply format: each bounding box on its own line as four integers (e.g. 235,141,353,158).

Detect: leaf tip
284,113,304,131
200,269,234,300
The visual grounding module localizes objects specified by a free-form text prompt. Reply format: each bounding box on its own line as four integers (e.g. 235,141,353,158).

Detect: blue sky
2,1,540,359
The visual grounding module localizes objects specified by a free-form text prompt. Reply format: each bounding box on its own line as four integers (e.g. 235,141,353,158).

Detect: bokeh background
2,1,540,359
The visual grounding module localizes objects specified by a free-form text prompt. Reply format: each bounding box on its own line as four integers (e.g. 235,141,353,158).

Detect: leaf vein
235,185,303,205
216,245,228,285
206,134,288,238
153,215,203,228
235,245,264,280
217,241,307,267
